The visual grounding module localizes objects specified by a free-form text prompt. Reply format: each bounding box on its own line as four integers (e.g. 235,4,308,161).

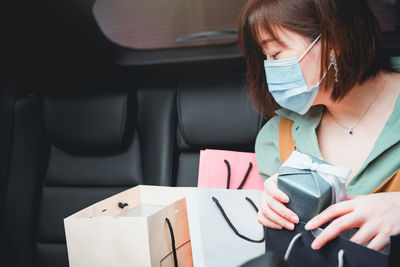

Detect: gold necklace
327,74,388,135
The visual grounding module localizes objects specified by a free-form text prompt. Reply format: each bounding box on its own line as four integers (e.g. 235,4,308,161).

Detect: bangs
246,2,288,52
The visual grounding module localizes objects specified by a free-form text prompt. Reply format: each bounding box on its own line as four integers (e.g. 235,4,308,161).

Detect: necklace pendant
349,129,353,135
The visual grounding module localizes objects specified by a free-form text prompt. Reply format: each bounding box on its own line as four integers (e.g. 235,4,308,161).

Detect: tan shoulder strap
372,170,400,193
278,117,295,164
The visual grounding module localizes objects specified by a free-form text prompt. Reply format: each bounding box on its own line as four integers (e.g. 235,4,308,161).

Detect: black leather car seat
174,74,264,186
3,90,143,267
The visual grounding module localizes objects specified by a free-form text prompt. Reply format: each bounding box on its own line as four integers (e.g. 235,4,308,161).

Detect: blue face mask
264,35,331,115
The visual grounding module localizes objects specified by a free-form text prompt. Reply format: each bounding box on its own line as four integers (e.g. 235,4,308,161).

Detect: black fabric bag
240,251,292,267
260,222,400,267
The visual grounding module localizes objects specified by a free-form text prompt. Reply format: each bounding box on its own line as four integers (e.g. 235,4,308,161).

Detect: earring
330,53,339,83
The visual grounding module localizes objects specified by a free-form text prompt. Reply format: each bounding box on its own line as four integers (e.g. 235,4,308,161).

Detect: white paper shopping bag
64,185,194,267
186,188,265,267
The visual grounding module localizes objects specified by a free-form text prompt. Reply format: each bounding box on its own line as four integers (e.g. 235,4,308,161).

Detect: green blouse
392,57,400,72
255,94,400,195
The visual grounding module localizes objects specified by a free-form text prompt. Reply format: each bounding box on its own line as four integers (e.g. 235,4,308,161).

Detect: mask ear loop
314,60,334,88
298,34,321,62
296,34,335,89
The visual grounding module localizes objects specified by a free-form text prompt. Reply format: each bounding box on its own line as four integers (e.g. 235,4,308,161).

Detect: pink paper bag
198,149,264,190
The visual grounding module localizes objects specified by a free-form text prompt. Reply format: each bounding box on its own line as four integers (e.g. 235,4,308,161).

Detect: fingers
311,212,361,250
346,195,361,200
261,202,295,230
306,201,354,230
367,233,391,251
257,211,282,229
259,173,298,230
350,224,377,245
267,195,299,224
264,174,289,203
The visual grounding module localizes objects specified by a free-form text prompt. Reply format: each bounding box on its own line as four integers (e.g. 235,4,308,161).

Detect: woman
238,0,400,251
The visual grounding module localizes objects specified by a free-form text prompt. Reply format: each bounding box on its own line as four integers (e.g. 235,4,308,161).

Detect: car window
93,0,242,49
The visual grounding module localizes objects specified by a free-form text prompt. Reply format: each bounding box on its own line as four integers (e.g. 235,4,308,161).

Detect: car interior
1,0,399,266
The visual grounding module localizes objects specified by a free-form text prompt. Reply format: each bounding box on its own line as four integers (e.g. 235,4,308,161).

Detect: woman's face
258,26,323,91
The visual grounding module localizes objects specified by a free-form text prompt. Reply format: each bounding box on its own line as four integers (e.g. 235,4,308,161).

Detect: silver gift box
277,151,351,222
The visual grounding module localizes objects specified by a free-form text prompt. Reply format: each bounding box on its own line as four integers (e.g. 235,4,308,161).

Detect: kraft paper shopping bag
64,185,194,267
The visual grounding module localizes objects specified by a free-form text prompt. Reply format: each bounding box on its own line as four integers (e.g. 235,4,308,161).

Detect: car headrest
44,91,132,155
177,75,262,150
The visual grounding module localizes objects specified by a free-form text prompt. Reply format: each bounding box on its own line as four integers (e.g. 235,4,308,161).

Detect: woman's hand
258,174,300,230
305,192,400,251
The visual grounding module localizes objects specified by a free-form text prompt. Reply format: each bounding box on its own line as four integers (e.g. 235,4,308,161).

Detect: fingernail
286,222,294,230
305,222,313,230
311,241,320,250
291,215,299,224
282,195,289,203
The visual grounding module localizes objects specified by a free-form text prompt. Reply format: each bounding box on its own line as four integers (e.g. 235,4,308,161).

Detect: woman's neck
316,71,388,123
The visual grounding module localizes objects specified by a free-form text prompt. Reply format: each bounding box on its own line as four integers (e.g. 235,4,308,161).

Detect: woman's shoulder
256,115,281,144
255,115,281,180
255,108,301,145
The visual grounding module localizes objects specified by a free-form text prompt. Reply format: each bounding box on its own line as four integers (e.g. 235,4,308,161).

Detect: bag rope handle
165,218,178,267
212,196,265,243
284,232,345,267
224,159,253,190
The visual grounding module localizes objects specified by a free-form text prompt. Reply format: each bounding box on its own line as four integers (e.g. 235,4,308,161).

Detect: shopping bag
240,251,291,267
186,188,265,267
278,151,351,222
64,185,194,267
198,149,264,190
262,222,400,267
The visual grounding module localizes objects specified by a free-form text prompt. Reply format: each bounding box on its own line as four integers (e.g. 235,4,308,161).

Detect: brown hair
238,0,392,118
